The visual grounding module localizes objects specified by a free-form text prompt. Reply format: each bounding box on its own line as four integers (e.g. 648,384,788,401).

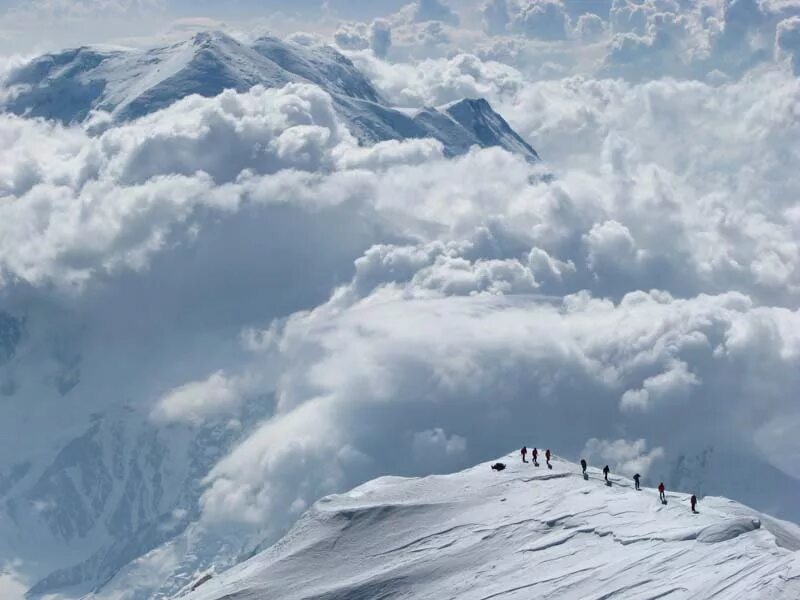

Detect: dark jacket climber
658,482,666,503
691,494,698,512
633,473,641,490
580,459,587,474
521,446,528,462
602,465,610,481
532,447,539,464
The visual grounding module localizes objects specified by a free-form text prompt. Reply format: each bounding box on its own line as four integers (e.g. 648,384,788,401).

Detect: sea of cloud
2,0,800,596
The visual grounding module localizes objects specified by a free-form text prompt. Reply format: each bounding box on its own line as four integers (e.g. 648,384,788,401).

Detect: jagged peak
442,97,492,111
187,29,247,51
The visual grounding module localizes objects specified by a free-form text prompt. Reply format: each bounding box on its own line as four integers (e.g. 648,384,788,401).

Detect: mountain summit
183,452,800,600
1,31,538,161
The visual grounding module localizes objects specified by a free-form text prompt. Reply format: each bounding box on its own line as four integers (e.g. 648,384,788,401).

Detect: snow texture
185,452,800,600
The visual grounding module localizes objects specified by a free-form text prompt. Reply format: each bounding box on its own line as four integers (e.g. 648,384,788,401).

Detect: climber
691,494,698,513
532,447,539,466
580,458,587,475
658,482,666,504
521,446,528,463
602,465,610,482
545,449,552,469
633,473,641,491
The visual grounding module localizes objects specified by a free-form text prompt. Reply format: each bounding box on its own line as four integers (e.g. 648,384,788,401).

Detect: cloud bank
2,1,800,597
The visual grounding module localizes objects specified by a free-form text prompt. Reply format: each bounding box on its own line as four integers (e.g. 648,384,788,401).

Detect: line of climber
511,446,698,514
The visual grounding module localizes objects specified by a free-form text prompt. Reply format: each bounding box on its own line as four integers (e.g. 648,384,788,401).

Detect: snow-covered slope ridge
3,32,298,121
1,31,538,161
185,453,800,600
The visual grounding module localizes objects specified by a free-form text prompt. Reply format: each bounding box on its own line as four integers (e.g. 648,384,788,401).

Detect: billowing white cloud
411,428,467,463
481,0,511,35
198,286,800,531
776,16,800,74
575,12,605,41
512,0,570,40
334,21,370,50
620,360,700,411
413,0,460,25
583,438,665,477
152,371,244,425
3,3,800,596
0,83,359,290
370,18,394,57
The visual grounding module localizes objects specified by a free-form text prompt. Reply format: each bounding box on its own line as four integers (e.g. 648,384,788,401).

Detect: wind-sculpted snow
185,454,800,600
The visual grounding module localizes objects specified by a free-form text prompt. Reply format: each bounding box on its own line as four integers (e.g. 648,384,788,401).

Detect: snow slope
184,453,800,600
1,31,538,161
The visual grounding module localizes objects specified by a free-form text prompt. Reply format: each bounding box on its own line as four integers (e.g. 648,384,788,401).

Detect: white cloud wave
152,371,244,425
198,287,800,529
582,438,665,477
3,4,800,594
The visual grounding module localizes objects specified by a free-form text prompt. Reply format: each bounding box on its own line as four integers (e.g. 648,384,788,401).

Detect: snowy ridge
1,31,538,161
184,453,800,600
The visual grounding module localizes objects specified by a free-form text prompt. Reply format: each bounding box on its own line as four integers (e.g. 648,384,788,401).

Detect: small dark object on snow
491,462,506,471
191,574,213,592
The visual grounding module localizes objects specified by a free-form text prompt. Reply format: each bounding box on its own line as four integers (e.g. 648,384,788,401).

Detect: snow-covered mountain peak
0,32,539,160
183,452,800,600
444,97,540,162
189,30,231,47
